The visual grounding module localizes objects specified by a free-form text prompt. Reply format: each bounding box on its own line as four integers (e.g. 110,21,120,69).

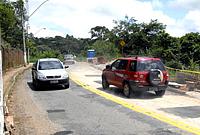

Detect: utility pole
0,24,4,135
25,0,49,63
22,13,27,65
25,0,29,64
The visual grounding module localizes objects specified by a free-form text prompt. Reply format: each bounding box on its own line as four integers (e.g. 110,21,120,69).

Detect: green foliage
90,26,110,40
105,16,199,70
180,32,200,67
188,59,200,71
165,60,182,69
0,0,25,49
90,40,120,60
111,17,167,56
33,35,84,55
1,5,200,72
30,50,64,62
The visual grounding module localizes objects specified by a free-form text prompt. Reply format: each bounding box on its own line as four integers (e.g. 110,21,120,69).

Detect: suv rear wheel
123,83,131,98
155,90,165,97
102,76,109,89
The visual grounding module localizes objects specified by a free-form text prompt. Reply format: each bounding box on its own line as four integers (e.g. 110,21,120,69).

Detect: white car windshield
38,61,63,70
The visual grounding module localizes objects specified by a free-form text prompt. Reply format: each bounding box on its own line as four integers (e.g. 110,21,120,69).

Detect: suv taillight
133,72,147,84
166,72,169,81
139,74,144,79
133,74,138,78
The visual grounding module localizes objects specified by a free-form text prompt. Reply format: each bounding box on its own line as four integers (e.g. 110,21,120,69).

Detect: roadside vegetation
1,0,200,71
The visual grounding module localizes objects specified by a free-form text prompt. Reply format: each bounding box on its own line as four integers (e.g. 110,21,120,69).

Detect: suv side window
118,60,128,70
111,60,120,70
129,60,137,71
112,59,128,70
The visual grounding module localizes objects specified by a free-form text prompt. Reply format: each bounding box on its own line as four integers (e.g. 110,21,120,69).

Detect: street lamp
23,0,50,65
34,27,46,36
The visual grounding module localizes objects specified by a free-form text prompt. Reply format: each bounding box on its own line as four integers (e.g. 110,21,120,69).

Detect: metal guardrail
166,67,200,90
166,67,200,81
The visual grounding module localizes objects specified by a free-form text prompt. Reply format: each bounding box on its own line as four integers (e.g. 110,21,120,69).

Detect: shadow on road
27,82,67,91
97,86,160,100
54,131,74,135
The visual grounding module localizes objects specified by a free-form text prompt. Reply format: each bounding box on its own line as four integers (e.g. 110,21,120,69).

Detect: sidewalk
91,63,200,100
3,64,32,134
3,64,32,102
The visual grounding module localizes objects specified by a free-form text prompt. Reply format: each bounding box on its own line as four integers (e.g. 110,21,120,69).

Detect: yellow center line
70,73,200,135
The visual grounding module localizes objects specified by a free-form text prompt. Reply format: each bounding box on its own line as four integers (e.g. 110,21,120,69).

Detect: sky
26,0,200,38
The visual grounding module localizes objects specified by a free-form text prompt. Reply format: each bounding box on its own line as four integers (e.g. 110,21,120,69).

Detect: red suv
102,57,169,98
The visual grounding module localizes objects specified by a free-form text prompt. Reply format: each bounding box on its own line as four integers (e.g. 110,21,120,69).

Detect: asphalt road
14,69,192,135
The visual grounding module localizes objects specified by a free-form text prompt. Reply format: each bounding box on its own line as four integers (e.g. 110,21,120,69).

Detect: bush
165,60,182,69
30,50,64,62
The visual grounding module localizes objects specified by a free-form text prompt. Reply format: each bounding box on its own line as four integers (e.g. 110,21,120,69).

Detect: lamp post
34,27,46,36
23,0,50,65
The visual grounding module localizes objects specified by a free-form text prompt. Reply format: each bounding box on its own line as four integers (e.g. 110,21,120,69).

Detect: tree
111,16,166,56
0,0,16,45
91,40,120,59
0,0,25,49
90,26,111,41
180,32,200,68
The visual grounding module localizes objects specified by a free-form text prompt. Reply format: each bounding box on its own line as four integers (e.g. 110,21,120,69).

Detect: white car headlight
62,73,69,79
37,72,46,80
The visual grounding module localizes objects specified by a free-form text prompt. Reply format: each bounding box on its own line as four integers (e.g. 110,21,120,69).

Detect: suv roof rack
125,55,156,58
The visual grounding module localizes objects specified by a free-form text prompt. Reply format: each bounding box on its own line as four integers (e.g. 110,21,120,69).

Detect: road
8,63,198,135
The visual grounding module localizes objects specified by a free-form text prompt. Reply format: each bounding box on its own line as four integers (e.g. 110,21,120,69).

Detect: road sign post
120,40,125,56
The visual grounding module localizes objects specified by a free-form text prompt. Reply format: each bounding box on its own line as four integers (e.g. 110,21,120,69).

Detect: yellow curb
70,73,200,135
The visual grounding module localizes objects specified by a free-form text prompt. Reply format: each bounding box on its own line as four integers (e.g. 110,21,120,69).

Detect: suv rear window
130,60,165,71
137,60,165,71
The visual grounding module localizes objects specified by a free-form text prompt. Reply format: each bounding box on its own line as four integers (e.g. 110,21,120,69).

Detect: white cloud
151,0,163,9
184,10,200,31
166,10,200,37
169,0,200,10
27,0,200,38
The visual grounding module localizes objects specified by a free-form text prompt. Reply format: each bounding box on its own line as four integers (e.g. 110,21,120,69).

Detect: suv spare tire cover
149,69,163,86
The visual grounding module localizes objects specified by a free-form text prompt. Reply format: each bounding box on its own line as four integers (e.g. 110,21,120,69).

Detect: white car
64,54,76,65
32,58,69,89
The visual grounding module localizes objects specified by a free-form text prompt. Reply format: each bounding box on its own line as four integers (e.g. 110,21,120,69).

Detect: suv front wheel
123,82,131,98
155,90,165,97
102,76,109,89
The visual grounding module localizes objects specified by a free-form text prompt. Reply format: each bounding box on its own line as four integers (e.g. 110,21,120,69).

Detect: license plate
50,80,58,84
149,87,158,91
